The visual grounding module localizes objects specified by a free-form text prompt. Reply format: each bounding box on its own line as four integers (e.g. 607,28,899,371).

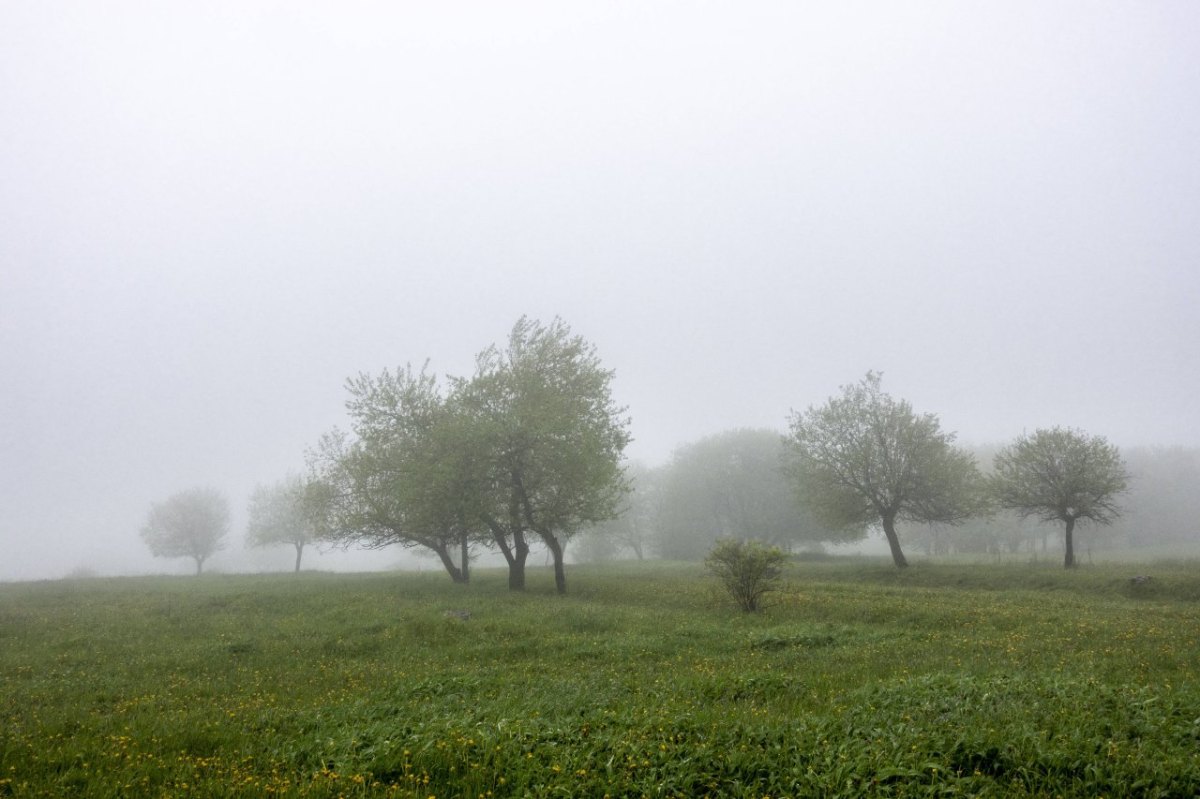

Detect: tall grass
1,561,1198,797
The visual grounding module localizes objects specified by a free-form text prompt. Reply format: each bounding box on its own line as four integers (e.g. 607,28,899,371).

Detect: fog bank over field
2,2,1198,581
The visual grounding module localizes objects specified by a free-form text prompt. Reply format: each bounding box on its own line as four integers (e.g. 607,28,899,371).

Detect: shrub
704,539,786,611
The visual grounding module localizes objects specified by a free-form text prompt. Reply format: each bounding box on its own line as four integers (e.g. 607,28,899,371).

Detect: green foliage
704,538,787,611
139,487,229,574
990,427,1130,568
462,317,632,592
245,475,336,571
331,364,476,582
322,318,631,592
785,372,981,567
4,562,1200,797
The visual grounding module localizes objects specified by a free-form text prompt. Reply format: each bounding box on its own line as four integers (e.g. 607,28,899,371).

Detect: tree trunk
880,513,909,568
433,543,467,583
293,542,304,573
1063,516,1077,569
459,535,470,584
508,530,529,591
486,523,527,591
194,556,204,575
544,533,567,594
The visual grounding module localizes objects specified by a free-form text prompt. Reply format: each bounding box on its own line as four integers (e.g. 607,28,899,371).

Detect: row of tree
141,324,1142,582
583,374,1137,570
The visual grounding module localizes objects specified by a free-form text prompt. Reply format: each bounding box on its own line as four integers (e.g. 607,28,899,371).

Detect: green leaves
140,487,230,574
989,427,1130,568
704,538,786,612
245,475,336,571
462,317,632,592
784,373,981,566
326,317,631,591
991,427,1129,526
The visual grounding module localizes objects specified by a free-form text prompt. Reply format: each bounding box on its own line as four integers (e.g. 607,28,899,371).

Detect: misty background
2,2,1198,580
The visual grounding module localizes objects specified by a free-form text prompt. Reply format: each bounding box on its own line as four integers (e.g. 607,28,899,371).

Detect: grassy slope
1,560,1198,797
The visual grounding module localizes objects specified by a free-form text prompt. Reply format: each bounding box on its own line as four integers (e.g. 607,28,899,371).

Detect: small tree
141,488,229,574
989,427,1129,568
245,475,335,572
704,538,786,612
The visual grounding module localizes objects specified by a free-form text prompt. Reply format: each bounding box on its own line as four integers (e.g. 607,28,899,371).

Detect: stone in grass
443,609,472,621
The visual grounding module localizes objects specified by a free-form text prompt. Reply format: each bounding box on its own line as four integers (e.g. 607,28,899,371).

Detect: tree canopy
140,487,230,575
989,427,1129,568
322,365,480,583
245,475,337,572
784,372,980,567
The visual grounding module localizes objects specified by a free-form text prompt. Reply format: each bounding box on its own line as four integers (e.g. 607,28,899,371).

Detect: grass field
2,559,1199,797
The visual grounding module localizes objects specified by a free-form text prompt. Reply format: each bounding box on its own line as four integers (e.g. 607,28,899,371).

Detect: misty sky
3,2,1198,581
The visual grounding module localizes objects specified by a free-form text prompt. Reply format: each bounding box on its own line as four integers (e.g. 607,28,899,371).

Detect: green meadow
2,560,1199,798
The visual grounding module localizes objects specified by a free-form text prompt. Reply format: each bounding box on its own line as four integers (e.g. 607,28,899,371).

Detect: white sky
3,1,1198,580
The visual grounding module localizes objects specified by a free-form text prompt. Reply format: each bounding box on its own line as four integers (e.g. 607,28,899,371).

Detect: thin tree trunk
293,542,304,573
544,533,567,594
459,535,470,584
1063,517,1077,569
194,556,204,575
880,513,909,568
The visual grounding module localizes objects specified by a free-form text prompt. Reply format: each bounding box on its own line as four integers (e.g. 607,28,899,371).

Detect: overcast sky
2,1,1198,580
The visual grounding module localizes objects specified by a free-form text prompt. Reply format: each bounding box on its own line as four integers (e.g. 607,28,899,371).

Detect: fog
3,2,1198,581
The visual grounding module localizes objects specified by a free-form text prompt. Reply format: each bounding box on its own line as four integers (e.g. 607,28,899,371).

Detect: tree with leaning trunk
989,427,1129,568
323,366,481,584
783,372,980,568
141,487,230,575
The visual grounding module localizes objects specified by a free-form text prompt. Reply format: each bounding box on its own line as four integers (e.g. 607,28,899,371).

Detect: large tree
458,316,632,593
323,366,480,583
140,487,230,575
655,428,857,560
245,475,336,572
784,372,980,567
989,427,1129,568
